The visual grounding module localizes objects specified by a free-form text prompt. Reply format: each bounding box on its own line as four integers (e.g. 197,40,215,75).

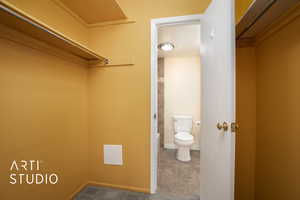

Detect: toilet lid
175,132,194,141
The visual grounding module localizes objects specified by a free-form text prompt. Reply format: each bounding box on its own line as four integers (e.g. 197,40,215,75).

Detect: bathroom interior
156,23,201,197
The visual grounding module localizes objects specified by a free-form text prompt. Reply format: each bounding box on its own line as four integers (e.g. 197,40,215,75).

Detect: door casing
150,3,236,197
150,14,202,194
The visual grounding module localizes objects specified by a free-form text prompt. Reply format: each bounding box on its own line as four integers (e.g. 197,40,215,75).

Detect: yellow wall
3,0,299,199
235,1,257,199
87,0,210,192
235,0,254,23
255,13,300,200
235,47,256,200
3,0,89,46
0,25,88,200
0,0,213,196
236,5,300,200
0,0,258,197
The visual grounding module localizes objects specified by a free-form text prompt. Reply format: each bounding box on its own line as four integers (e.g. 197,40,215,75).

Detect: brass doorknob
231,122,239,132
216,122,229,131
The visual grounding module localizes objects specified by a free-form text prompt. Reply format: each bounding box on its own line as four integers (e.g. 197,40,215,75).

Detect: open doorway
151,2,236,198
150,15,202,198
157,23,201,197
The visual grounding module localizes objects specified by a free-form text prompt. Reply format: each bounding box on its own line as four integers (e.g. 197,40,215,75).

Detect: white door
150,22,158,193
200,0,236,200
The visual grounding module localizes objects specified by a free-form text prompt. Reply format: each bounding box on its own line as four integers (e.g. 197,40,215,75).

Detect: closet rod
0,2,107,62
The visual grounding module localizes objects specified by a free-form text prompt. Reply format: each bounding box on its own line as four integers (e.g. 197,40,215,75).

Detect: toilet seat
174,132,194,147
175,132,194,141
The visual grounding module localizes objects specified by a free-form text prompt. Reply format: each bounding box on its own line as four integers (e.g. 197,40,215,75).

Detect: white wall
164,56,201,150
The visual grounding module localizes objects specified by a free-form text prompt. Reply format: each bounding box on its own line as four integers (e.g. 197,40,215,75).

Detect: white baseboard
192,146,200,151
164,143,176,149
164,143,200,151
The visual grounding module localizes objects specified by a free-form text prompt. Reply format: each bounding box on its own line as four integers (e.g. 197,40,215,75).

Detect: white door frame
150,14,202,194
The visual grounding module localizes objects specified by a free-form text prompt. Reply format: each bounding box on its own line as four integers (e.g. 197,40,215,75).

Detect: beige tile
157,148,200,196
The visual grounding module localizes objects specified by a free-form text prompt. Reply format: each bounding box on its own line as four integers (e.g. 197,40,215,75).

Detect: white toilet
173,115,194,162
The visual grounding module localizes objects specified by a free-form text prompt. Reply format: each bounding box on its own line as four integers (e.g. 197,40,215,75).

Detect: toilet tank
173,115,193,133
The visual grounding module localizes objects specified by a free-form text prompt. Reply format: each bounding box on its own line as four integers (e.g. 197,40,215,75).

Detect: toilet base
176,145,191,162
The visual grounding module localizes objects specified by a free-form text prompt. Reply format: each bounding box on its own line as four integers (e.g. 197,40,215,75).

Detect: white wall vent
103,145,123,165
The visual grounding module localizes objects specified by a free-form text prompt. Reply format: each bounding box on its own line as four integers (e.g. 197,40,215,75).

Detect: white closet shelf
0,2,107,62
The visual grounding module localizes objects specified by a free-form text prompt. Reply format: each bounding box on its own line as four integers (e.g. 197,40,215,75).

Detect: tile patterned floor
157,148,200,196
74,148,200,200
74,186,200,200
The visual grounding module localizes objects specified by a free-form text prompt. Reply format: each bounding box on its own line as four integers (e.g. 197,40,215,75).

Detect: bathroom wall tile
158,58,165,147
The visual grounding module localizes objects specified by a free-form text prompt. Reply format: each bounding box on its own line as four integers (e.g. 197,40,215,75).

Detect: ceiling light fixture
158,42,174,51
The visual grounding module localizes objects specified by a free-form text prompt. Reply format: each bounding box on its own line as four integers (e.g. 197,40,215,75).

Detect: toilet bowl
173,115,194,162
174,132,194,161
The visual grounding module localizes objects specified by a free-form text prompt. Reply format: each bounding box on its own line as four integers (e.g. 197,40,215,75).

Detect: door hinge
231,122,239,132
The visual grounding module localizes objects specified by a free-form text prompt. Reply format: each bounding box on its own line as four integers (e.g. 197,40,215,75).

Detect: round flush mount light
158,42,174,51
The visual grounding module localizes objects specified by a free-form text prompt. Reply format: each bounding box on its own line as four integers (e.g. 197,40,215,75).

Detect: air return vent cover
103,145,123,165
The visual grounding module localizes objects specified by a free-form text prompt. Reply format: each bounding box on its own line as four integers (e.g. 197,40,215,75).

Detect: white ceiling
158,24,201,58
